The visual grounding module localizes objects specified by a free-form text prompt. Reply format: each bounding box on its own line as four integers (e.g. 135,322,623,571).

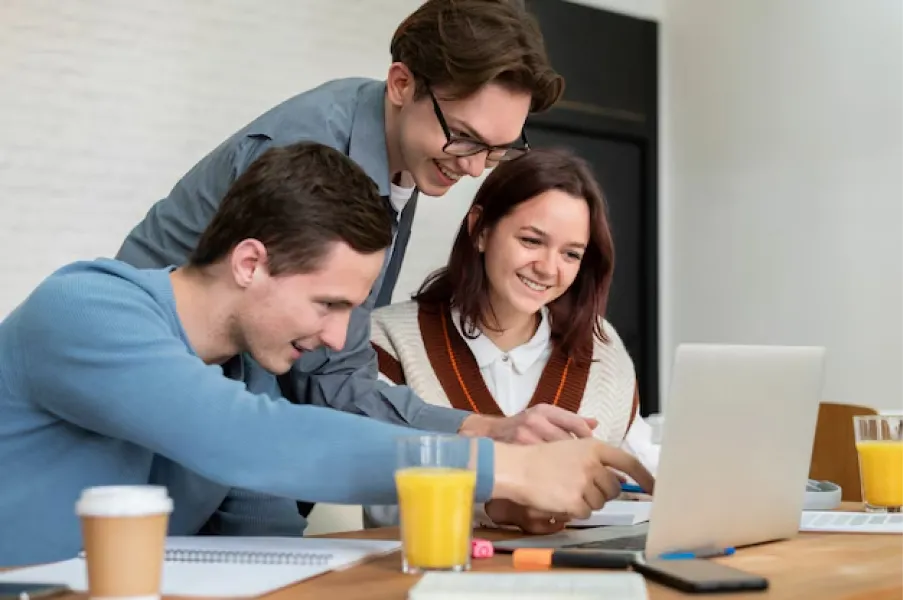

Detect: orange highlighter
513,548,635,571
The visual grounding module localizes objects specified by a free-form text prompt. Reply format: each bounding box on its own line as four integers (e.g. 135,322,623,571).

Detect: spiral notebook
162,535,399,565
0,536,400,597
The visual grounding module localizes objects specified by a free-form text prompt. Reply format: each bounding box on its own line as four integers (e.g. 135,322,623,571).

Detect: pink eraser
471,538,494,559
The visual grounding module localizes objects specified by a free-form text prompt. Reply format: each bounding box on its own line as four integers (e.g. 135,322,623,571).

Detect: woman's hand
484,499,570,535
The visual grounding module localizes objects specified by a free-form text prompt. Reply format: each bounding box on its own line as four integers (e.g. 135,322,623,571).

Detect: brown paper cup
76,486,173,600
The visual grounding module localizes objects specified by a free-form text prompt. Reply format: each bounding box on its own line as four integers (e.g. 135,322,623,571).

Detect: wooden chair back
809,402,878,501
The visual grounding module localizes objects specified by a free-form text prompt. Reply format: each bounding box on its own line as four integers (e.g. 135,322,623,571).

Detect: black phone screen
635,559,769,593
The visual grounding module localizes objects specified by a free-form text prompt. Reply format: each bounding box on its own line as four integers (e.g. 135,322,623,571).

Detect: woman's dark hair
414,148,615,364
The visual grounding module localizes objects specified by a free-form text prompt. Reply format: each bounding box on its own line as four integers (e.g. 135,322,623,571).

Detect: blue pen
620,483,646,494
658,547,736,560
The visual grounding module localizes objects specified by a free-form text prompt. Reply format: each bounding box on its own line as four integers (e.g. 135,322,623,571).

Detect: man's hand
492,438,655,520
460,404,598,443
484,499,569,535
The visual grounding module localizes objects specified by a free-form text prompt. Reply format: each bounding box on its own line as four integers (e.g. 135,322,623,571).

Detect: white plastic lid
75,485,173,517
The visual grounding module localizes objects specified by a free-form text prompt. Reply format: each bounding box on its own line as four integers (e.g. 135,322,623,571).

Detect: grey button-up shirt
115,77,470,433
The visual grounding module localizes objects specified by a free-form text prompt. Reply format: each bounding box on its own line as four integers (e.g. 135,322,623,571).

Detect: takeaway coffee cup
75,486,173,600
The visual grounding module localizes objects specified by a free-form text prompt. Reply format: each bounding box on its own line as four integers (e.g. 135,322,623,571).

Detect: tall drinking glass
395,434,478,574
854,415,903,512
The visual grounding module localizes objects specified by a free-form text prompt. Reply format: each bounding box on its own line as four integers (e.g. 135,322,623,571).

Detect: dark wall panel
525,0,660,414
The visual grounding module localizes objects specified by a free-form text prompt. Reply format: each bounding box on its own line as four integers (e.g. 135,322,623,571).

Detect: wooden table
12,505,902,600
276,509,902,600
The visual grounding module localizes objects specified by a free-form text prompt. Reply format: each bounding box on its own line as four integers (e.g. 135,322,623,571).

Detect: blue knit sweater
0,260,494,566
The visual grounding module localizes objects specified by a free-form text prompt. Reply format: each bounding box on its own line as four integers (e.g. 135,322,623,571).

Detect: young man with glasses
116,0,590,456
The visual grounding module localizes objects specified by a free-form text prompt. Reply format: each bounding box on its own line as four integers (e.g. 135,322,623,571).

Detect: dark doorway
526,0,659,414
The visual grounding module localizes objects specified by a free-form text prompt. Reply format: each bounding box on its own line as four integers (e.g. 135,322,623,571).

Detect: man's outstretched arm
280,302,472,433
281,302,598,442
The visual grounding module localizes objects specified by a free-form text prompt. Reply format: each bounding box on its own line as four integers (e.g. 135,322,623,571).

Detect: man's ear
385,62,416,108
466,206,486,252
230,239,269,288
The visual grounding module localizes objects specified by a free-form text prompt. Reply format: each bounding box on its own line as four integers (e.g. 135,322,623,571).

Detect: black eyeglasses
427,87,530,163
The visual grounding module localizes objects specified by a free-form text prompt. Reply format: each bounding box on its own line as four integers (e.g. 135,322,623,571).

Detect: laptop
494,343,827,559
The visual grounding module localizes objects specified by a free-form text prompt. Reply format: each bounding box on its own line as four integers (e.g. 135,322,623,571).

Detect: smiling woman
416,148,614,363
365,148,661,534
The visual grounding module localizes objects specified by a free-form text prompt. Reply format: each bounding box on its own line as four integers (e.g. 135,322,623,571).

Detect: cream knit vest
371,301,637,445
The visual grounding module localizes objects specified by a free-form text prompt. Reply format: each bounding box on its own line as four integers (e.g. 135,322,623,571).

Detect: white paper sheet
408,572,649,600
799,511,903,533
567,501,653,528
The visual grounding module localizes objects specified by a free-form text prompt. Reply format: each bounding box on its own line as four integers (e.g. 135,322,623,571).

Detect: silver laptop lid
645,344,826,556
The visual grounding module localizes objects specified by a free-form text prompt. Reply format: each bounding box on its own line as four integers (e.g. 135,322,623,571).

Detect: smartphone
633,559,768,593
0,582,71,600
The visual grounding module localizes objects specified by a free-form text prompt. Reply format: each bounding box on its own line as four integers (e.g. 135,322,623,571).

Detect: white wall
0,0,422,317
664,0,903,411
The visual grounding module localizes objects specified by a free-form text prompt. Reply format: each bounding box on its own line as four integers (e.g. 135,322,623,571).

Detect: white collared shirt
449,307,660,475
389,183,414,217
449,307,553,417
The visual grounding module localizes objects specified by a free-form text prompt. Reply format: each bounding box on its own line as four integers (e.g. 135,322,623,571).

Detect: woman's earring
477,233,486,253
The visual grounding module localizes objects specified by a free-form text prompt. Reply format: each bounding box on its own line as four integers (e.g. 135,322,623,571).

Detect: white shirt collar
449,306,551,374
389,183,414,215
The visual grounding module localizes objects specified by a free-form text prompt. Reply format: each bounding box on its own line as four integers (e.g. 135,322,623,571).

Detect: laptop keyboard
565,534,648,551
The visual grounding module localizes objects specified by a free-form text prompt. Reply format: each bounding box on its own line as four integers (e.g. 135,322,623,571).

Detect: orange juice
396,467,476,570
856,440,903,507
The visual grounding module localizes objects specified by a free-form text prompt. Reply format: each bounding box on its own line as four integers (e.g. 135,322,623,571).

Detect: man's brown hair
391,0,564,111
189,142,393,275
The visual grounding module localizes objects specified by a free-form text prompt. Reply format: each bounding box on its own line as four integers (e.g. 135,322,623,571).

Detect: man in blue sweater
0,142,653,567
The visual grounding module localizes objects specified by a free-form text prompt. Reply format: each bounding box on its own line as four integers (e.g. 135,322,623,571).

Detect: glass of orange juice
395,434,477,574
854,415,903,513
